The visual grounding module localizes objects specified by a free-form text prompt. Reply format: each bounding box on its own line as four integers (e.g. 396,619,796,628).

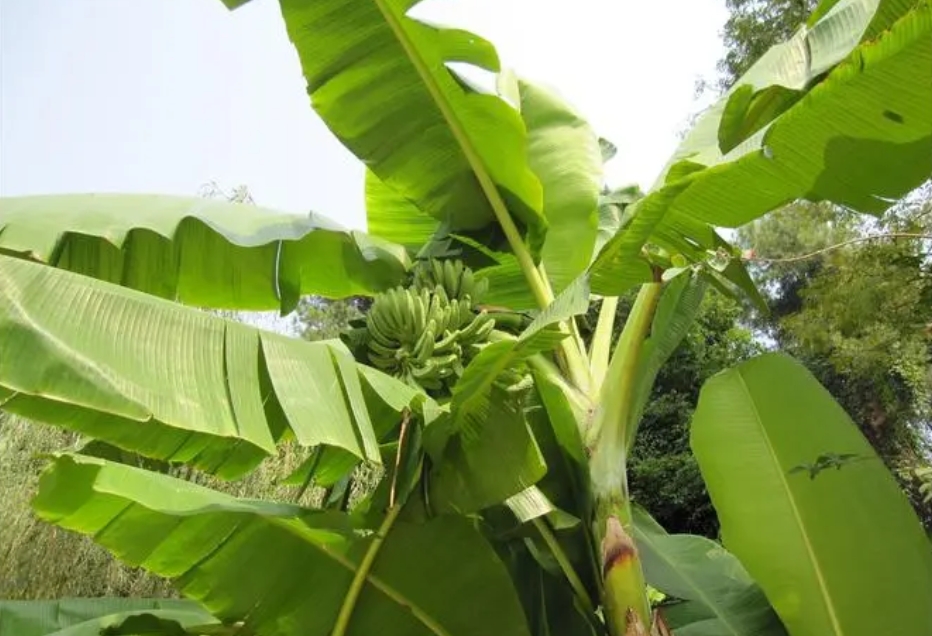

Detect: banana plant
2,0,931,635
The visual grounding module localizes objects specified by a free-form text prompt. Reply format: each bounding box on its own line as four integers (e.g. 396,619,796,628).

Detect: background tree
293,296,368,342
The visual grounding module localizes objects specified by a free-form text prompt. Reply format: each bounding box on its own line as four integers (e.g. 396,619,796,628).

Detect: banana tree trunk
587,280,663,635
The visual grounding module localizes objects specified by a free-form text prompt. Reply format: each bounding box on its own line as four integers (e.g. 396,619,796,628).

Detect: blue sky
0,0,728,230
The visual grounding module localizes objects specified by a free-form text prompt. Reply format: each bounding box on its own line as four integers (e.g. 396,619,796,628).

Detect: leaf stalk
331,504,403,636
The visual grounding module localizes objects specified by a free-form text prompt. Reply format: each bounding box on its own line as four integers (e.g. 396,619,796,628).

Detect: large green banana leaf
364,72,603,301
269,0,546,252
498,540,598,636
0,599,216,636
590,0,931,295
505,75,602,294
429,389,548,515
360,68,604,307
450,276,591,435
33,453,531,636
626,272,708,450
0,254,428,479
715,0,892,154
365,171,439,253
691,353,932,636
631,506,787,636
0,194,408,312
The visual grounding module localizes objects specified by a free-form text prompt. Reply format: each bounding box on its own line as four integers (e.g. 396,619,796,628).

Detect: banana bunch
365,264,495,392
412,258,489,305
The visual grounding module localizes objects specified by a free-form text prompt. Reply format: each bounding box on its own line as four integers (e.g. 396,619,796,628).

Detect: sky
0,0,728,230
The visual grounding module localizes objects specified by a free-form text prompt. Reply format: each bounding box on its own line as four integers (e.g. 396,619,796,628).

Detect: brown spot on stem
601,515,637,577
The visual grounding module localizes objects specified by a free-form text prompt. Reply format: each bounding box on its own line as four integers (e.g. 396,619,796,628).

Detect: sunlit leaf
34,454,532,636
0,255,427,478
0,194,408,312
691,353,932,635
277,0,546,250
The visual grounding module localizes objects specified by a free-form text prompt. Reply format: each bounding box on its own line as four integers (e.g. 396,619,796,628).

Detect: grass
0,416,169,599
0,413,382,599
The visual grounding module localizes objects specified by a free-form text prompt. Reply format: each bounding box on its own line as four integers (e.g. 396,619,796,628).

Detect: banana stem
587,280,663,636
587,282,662,462
536,262,592,391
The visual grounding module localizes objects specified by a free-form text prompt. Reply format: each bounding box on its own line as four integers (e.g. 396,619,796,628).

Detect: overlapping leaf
273,0,545,250
424,278,591,513
627,273,708,449
33,454,531,636
429,389,548,514
497,541,598,636
449,275,591,433
0,194,408,312
632,507,787,636
716,0,888,154
590,0,931,297
0,255,426,478
508,76,602,294
691,353,932,635
657,0,931,220
365,171,439,253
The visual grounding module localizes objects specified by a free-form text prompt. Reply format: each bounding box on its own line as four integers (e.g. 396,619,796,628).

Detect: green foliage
586,291,761,538
632,506,787,636
3,0,932,635
692,353,932,635
0,598,215,636
294,296,366,342
0,411,330,600
0,415,173,599
34,454,532,636
0,194,408,312
916,465,932,503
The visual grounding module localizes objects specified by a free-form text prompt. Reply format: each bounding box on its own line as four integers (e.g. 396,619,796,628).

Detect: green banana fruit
362,259,496,394
367,338,399,358
412,320,437,364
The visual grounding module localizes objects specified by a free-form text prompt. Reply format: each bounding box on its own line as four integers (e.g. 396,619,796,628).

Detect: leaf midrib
369,0,550,310
85,473,454,636
635,530,744,636
734,370,844,636
264,509,456,636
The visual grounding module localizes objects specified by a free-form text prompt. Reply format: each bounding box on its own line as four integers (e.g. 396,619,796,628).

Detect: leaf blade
279,0,545,244
514,77,602,293
690,353,932,635
0,599,214,636
0,194,408,311
0,255,428,477
632,506,787,636
32,454,531,636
